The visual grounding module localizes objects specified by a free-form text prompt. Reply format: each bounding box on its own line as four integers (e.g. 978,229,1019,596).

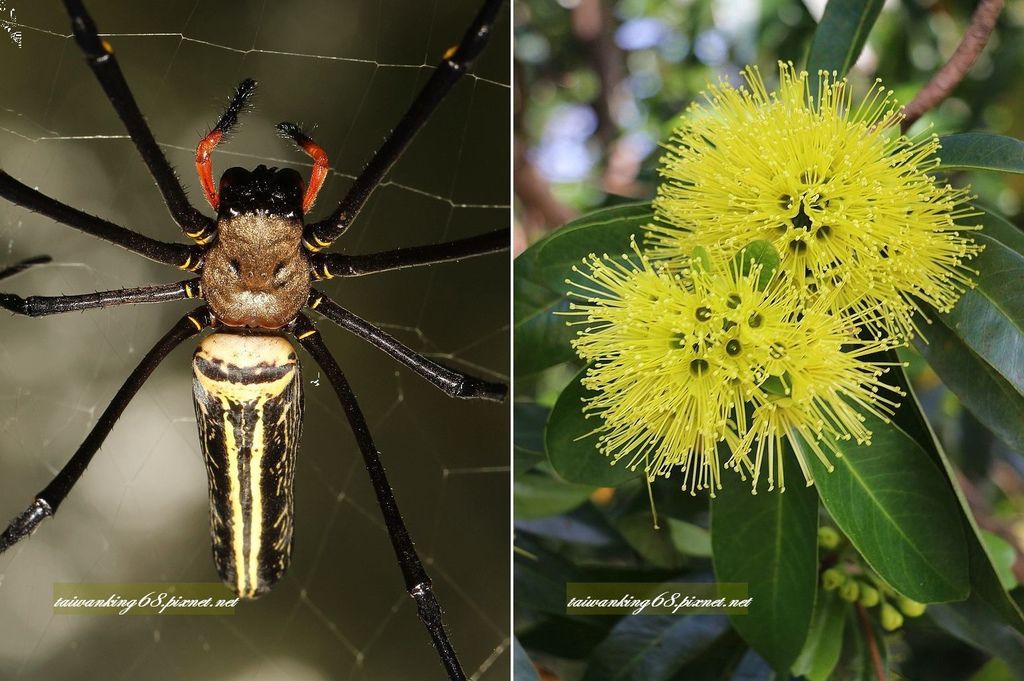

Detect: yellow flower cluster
648,63,980,340
565,63,979,494
567,241,900,494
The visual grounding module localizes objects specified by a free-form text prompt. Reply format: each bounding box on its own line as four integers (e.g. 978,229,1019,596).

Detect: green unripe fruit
881,602,904,631
859,584,880,607
822,567,845,591
898,596,926,617
839,579,860,603
817,526,841,550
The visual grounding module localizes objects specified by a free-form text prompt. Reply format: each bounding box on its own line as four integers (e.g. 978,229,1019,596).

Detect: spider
0,1,507,679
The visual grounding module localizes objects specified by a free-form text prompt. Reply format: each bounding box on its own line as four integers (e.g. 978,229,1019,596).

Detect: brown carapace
200,167,312,329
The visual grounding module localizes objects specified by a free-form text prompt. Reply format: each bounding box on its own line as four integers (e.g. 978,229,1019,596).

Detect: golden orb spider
0,1,508,679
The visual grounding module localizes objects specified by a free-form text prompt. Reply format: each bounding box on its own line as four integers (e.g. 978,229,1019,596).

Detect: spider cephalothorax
0,1,507,679
202,165,311,329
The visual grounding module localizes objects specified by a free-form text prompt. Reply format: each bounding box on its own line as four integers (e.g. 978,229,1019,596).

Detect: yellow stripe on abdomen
192,332,303,599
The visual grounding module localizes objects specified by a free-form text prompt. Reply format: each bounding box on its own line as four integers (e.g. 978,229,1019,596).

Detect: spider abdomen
192,332,303,599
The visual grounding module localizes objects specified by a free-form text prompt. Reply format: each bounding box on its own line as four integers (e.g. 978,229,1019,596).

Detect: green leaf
514,264,577,376
981,531,1018,591
514,471,594,519
514,534,581,616
929,599,1024,678
937,208,1024,398
913,314,1024,453
514,203,655,376
886,369,1024,634
806,0,884,89
936,134,1024,174
515,402,550,477
792,589,847,681
732,240,781,290
513,638,541,681
616,513,686,570
806,412,969,603
711,457,819,673
582,615,731,681
546,365,642,487
519,617,616,660
667,519,712,558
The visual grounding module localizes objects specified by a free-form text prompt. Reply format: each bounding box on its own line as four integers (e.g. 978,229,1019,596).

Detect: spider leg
196,79,258,214
292,314,467,681
0,172,201,269
0,308,211,554
306,290,506,402
277,123,330,216
0,255,52,282
310,228,508,279
302,0,504,252
1,279,199,317
61,0,215,243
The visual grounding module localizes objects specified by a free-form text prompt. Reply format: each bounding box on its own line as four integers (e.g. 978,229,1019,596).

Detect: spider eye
273,261,287,278
228,258,241,276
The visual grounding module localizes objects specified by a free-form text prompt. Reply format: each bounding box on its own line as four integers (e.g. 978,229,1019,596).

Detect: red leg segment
195,129,223,211
196,79,258,214
277,123,330,215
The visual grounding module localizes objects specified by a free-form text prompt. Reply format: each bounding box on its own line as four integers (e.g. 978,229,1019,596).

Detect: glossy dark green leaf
937,209,1024,397
937,209,1024,395
914,314,1024,453
936,134,1024,174
513,638,541,681
514,471,594,519
886,371,1024,634
514,204,655,376
711,458,819,672
546,365,642,487
514,265,577,376
582,615,731,681
806,0,884,89
806,413,969,603
515,402,550,477
791,589,847,681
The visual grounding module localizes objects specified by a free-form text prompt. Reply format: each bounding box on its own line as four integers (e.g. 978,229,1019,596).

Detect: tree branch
901,0,1004,133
